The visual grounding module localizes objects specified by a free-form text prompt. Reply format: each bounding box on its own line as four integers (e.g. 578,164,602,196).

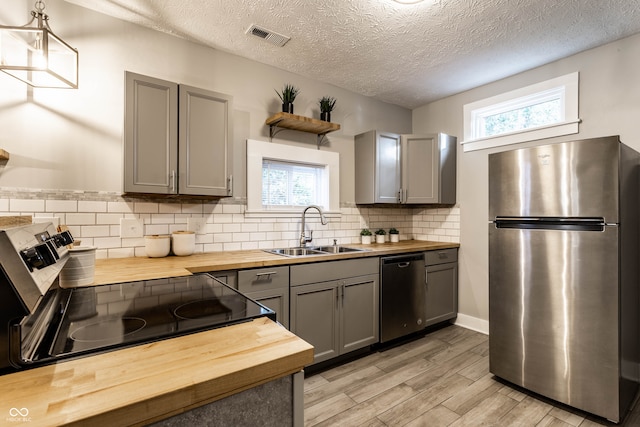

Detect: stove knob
21,243,57,271
21,247,45,271
53,231,74,247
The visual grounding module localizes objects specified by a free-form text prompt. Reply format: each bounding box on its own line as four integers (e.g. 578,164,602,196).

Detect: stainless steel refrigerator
488,136,639,423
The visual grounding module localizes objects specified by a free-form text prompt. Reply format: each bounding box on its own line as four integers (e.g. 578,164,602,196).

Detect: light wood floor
303,325,640,426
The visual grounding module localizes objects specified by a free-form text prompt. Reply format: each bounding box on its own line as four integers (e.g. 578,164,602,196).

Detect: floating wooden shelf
0,149,9,161
265,112,341,149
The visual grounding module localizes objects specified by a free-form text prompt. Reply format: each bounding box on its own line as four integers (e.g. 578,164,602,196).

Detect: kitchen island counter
94,240,459,285
0,317,313,426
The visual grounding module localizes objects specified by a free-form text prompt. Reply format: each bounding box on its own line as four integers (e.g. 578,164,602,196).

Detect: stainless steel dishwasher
380,253,426,343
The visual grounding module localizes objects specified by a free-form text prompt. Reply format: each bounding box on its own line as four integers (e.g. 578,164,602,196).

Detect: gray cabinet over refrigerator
124,72,233,197
354,130,456,204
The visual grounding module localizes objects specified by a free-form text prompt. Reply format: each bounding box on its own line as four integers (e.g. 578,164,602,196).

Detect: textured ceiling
64,0,640,109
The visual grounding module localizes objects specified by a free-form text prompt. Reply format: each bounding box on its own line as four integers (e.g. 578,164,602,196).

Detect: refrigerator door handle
494,217,606,231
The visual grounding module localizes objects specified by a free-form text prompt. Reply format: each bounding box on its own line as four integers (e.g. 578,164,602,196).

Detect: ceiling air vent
245,24,291,47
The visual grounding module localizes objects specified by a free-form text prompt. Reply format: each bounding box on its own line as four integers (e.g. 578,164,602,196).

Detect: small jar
145,235,170,258
172,231,196,256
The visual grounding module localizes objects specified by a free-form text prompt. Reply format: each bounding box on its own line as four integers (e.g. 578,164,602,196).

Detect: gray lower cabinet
124,72,233,197
238,266,289,329
290,258,379,365
425,249,458,326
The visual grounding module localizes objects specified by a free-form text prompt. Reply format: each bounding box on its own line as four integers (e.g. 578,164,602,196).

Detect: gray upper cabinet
124,72,233,197
355,131,457,204
124,72,178,194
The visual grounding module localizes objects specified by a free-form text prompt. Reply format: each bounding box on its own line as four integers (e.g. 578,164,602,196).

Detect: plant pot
361,235,372,245
375,235,386,244
282,103,294,114
390,234,399,243
320,111,331,122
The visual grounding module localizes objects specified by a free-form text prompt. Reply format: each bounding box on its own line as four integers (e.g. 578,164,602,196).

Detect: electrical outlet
187,217,207,234
120,218,144,238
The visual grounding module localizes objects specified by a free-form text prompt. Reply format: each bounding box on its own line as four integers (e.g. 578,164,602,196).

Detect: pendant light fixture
0,1,78,88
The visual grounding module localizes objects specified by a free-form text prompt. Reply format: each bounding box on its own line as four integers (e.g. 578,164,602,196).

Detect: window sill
460,119,581,152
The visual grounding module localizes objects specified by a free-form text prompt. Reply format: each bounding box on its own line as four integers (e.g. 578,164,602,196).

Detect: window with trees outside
461,72,580,152
262,160,324,208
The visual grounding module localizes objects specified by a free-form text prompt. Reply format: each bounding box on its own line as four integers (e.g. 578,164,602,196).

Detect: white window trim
461,72,580,152
246,139,340,218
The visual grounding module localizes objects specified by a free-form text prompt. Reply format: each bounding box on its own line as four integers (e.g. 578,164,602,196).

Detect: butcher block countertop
93,240,459,285
0,317,313,427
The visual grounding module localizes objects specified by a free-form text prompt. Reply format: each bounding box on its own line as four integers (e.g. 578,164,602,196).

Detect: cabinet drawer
238,266,289,292
290,257,379,286
425,248,458,266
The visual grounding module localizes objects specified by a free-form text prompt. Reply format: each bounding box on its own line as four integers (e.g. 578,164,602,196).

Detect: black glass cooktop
46,273,274,358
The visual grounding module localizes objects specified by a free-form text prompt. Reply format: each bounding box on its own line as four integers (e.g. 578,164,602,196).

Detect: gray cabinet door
178,85,232,197
290,281,340,364
402,134,438,204
124,72,178,194
340,274,379,353
238,266,288,328
425,262,458,326
355,130,401,204
375,132,401,203
245,287,289,329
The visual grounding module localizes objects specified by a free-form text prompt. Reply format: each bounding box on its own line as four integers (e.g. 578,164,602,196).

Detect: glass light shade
0,26,78,88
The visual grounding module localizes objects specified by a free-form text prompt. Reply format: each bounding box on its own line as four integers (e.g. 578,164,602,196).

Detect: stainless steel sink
308,245,367,254
264,245,368,257
265,247,326,257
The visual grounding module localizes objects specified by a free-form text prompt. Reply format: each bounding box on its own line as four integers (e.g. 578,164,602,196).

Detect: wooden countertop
0,317,313,427
94,240,459,285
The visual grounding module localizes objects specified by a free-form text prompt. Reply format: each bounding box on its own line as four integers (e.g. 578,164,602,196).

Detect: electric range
0,223,274,375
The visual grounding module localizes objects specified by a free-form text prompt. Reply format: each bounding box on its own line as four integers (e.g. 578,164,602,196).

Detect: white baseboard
454,313,489,335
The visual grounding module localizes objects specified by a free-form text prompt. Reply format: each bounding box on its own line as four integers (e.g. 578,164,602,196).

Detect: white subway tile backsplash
81,225,111,237
108,201,133,213
10,199,45,212
134,202,159,214
46,199,78,212
79,201,107,213
66,213,96,225
0,190,459,258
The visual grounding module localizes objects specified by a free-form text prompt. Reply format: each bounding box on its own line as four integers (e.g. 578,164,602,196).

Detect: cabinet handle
170,170,176,193
255,271,277,279
397,190,402,203
227,175,233,195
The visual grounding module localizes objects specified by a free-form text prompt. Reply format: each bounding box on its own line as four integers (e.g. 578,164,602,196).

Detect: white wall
0,0,412,202
413,32,640,328
0,1,462,259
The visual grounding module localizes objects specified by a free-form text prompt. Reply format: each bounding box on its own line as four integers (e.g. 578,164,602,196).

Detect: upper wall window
246,139,340,217
461,72,580,152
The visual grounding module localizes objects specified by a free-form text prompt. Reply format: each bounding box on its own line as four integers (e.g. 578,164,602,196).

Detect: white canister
145,235,171,258
60,246,96,288
171,231,196,256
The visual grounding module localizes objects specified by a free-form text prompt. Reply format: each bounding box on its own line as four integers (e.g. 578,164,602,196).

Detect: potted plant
275,84,300,114
375,228,386,244
389,227,400,243
318,96,336,122
360,228,372,245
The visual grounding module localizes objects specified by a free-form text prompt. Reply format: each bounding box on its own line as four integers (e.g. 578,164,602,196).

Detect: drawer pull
255,271,278,278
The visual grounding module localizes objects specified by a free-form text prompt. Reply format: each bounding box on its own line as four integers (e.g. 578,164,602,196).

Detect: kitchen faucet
300,205,328,247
